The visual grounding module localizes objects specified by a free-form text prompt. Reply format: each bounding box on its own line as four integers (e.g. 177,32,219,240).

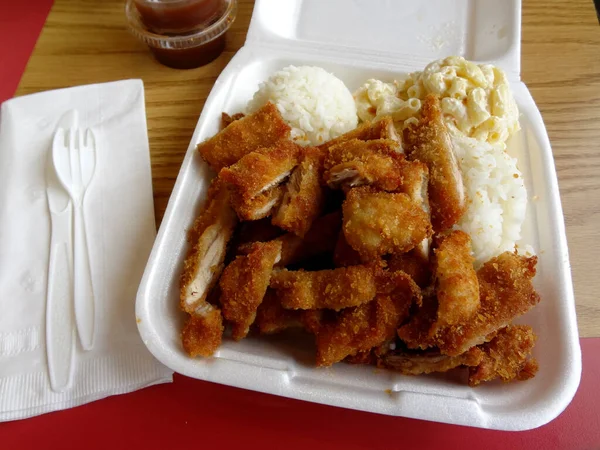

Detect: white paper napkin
0,79,173,421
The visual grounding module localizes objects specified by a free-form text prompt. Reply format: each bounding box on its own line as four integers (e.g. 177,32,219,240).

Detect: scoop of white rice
247,66,358,146
451,132,528,266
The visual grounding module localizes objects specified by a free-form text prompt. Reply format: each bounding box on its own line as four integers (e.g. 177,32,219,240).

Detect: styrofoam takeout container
136,0,581,430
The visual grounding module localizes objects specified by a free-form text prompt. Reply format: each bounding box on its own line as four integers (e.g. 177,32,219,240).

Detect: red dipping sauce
125,0,237,69
134,0,222,34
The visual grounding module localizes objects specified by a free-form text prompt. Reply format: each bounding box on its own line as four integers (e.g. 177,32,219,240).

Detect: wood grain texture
16,0,600,337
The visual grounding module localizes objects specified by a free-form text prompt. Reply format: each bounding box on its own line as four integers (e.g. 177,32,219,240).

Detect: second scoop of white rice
246,66,358,146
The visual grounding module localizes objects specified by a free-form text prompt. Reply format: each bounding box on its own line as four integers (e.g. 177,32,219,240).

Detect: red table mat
1,3,599,449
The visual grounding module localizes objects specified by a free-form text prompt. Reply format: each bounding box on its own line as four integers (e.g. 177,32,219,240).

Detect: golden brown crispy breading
221,112,245,129
315,294,408,367
342,187,432,259
270,265,377,311
333,231,363,267
403,95,466,232
435,253,540,356
374,269,423,306
219,140,301,201
198,102,291,171
219,240,283,340
468,325,538,386
399,253,539,356
397,160,431,261
180,179,238,313
431,231,479,332
272,147,325,237
275,211,342,267
387,251,431,288
318,117,402,152
181,303,224,357
255,289,303,334
383,347,483,375
229,185,284,221
323,139,406,192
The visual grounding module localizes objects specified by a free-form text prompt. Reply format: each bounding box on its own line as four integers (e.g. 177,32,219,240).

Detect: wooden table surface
16,0,600,337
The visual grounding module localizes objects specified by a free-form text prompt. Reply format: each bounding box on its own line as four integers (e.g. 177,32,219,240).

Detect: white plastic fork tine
53,127,65,150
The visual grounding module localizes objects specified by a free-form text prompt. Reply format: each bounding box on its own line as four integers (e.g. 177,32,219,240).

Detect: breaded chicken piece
219,240,282,340
468,325,538,386
272,146,325,237
400,252,540,355
275,211,342,267
333,231,363,267
399,253,539,355
219,139,301,201
229,185,284,221
403,95,466,231
315,293,410,367
181,303,224,357
375,269,423,306
318,117,402,152
435,253,540,356
383,347,483,375
387,251,431,288
431,231,479,332
180,179,238,313
255,289,303,334
323,139,406,192
397,160,431,261
198,102,291,171
270,265,377,311
342,187,432,258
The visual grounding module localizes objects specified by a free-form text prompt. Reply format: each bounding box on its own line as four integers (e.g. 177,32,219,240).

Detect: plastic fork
52,126,97,351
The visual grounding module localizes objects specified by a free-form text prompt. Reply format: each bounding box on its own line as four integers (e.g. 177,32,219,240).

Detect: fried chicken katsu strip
180,179,238,313
316,294,408,367
399,252,540,356
468,325,538,386
219,241,282,340
317,271,420,367
198,102,291,171
323,139,406,192
397,160,431,261
403,95,466,231
342,187,432,258
229,185,284,221
431,231,479,332
181,303,224,357
383,347,483,375
219,140,301,201
272,147,325,237
270,265,377,311
318,116,402,152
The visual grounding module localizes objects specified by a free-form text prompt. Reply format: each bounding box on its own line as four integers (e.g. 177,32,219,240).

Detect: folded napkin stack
0,80,172,421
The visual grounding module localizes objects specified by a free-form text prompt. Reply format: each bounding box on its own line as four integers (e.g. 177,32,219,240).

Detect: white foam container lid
136,0,581,431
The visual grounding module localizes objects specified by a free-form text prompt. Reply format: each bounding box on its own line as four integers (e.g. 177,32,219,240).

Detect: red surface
1,3,600,449
0,0,53,103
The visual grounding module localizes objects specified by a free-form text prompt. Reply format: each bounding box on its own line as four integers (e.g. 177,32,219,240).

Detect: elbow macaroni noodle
353,56,520,147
